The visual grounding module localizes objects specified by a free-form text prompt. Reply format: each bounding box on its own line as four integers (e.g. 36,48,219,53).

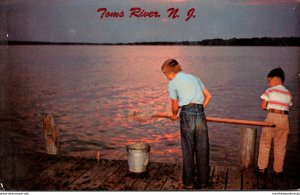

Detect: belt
181,103,203,107
268,108,288,115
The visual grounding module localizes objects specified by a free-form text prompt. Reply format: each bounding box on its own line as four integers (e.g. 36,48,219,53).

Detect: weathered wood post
239,127,257,169
43,115,59,155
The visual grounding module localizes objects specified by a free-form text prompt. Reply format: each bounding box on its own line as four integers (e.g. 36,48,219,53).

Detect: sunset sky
2,0,300,43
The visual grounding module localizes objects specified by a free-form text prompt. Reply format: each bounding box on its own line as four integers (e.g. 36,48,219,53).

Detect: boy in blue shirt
161,59,212,189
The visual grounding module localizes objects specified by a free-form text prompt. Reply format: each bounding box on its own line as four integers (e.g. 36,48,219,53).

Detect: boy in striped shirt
258,67,292,177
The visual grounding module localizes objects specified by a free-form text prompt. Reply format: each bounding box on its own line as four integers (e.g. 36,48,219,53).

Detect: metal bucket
126,143,150,173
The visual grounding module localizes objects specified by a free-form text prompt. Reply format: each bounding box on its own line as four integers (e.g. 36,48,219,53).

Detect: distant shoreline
1,37,300,46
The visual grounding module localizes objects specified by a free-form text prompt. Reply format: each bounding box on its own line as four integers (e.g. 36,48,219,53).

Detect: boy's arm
261,100,268,110
171,99,179,120
202,87,212,108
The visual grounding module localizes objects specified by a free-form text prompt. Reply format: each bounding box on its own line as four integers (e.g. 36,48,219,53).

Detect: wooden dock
1,152,299,191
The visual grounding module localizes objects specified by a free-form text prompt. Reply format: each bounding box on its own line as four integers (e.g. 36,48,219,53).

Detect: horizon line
1,37,300,46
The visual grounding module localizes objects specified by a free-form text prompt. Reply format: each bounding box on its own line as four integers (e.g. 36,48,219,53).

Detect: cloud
240,0,300,6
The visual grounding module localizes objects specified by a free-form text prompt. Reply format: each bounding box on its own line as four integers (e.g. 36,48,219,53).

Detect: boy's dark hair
161,59,182,73
268,67,285,83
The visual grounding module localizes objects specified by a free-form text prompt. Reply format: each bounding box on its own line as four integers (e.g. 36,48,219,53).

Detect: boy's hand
170,99,179,120
170,114,178,120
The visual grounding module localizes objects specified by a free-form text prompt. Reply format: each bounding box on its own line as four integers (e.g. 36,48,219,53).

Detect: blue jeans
180,104,209,187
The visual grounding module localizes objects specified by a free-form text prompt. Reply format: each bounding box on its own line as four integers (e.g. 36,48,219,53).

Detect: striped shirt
260,85,292,111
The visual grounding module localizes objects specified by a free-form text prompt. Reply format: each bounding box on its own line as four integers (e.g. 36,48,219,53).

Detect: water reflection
1,45,299,166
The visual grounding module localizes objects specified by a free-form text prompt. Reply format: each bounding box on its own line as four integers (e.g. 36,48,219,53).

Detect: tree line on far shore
2,37,300,46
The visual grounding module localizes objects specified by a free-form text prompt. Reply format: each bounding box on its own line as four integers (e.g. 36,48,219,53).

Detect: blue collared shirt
168,72,205,106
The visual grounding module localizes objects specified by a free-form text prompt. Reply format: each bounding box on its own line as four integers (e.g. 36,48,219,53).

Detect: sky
1,0,300,43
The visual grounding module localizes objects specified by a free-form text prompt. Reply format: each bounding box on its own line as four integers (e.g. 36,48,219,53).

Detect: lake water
0,45,299,166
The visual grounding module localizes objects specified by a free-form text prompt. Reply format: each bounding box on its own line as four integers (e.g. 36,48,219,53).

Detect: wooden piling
43,115,59,155
239,127,257,169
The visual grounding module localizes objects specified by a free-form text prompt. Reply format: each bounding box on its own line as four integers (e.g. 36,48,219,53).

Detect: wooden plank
100,161,128,190
130,162,162,191
255,171,273,190
0,153,36,185
17,155,69,190
286,169,300,190
2,152,298,191
32,156,96,190
0,154,30,190
33,156,79,190
283,162,300,190
241,169,258,190
264,171,291,190
112,173,138,190
208,165,227,190
287,175,300,190
56,157,96,190
145,163,176,190
272,176,289,190
97,160,128,190
67,159,123,190
1,152,53,179
66,159,108,190
225,166,242,190
112,165,142,190
161,163,181,190
2,153,66,190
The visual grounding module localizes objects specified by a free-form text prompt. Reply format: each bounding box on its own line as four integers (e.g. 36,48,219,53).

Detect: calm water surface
1,45,299,166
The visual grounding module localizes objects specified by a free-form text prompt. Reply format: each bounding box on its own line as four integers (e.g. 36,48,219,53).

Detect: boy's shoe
200,183,209,188
256,168,268,177
194,181,209,190
272,171,284,179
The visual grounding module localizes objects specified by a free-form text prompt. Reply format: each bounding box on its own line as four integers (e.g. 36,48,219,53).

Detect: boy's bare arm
202,87,212,108
261,100,268,110
171,99,179,120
